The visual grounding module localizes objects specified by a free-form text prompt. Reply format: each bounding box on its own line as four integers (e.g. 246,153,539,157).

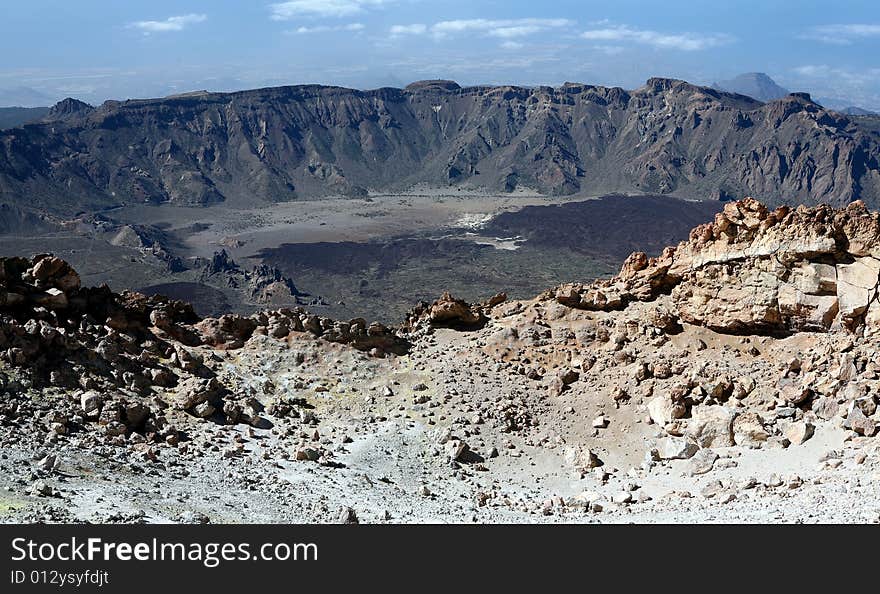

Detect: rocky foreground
2,198,880,523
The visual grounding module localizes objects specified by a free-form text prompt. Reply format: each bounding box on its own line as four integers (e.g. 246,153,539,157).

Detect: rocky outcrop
406,291,506,331
1,80,879,215
0,254,407,392
552,198,880,335
201,250,300,305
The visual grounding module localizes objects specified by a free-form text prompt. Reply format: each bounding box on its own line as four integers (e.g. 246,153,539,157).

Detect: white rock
658,437,698,460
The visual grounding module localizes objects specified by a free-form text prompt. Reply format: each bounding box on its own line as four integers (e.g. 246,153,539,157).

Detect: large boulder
686,405,737,448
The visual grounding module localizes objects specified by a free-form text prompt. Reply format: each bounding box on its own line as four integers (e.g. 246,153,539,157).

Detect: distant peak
714,72,790,102
46,97,94,120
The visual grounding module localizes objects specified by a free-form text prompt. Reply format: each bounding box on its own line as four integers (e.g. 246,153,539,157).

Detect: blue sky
1,0,878,110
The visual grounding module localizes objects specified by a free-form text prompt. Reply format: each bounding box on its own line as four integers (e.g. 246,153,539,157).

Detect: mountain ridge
1,77,879,215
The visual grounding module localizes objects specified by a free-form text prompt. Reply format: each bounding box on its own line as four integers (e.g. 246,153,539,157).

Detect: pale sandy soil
109,190,584,265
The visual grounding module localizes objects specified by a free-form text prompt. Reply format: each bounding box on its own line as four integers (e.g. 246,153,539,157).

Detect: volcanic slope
1,198,880,523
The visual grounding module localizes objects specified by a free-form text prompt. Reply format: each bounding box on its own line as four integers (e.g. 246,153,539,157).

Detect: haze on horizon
1,0,879,111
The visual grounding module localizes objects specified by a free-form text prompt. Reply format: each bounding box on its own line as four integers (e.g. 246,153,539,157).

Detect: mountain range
1,77,879,215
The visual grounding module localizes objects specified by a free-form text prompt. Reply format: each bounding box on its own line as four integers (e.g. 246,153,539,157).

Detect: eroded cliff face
1,79,878,214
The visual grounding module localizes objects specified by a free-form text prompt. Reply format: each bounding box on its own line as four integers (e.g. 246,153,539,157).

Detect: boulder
783,421,815,445
686,449,719,476
174,377,225,411
845,406,877,437
563,446,603,471
836,257,880,319
80,391,102,418
657,437,698,460
733,413,769,447
647,394,686,426
445,439,470,462
687,405,737,448
427,292,484,328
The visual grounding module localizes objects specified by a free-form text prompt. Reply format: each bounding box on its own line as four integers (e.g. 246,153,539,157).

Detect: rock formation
552,198,880,334
201,250,301,304
0,253,407,436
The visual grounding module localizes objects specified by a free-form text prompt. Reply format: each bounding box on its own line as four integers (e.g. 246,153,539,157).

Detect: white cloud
793,65,832,77
591,45,624,56
794,64,880,85
390,24,427,36
802,24,880,45
389,18,574,40
270,0,391,20
791,64,880,112
489,26,542,39
433,18,573,38
580,24,732,51
129,14,207,33
500,41,524,50
290,23,365,34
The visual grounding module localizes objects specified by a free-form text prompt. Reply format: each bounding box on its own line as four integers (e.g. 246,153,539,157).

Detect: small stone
700,480,724,499
563,446,603,471
337,507,359,524
445,439,469,461
717,492,737,504
295,448,321,462
193,402,216,418
560,369,579,385
80,391,102,418
733,413,769,447
36,455,57,471
647,394,685,426
687,405,736,448
766,473,784,488
31,481,54,497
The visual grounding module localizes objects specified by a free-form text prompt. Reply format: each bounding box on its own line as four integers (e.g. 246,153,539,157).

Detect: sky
0,0,879,110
